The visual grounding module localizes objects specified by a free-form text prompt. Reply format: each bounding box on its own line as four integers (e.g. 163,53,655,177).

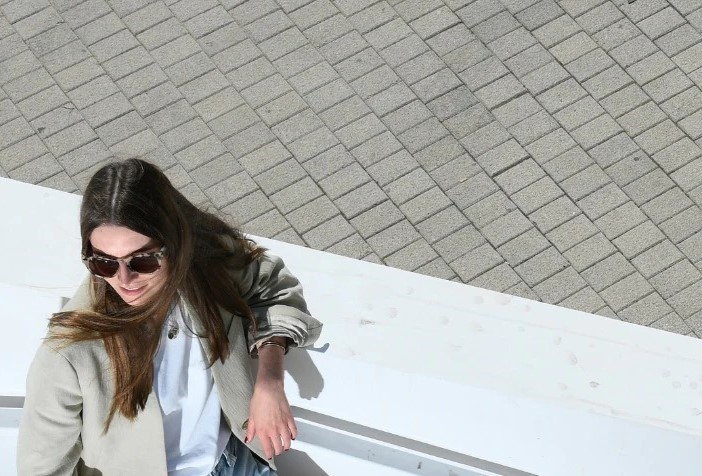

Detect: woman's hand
245,342,297,460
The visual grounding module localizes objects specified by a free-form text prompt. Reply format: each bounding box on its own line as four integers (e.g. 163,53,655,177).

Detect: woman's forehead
89,225,157,257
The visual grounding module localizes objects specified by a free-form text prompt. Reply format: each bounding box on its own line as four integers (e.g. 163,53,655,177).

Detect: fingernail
244,437,249,443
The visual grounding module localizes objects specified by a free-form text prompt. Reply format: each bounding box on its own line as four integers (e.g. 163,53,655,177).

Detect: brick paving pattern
1,0,702,337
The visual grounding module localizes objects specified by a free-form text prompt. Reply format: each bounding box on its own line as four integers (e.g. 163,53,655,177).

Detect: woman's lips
120,284,146,297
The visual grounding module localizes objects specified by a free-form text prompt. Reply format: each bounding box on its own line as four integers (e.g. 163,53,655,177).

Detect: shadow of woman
284,343,328,399
275,448,330,476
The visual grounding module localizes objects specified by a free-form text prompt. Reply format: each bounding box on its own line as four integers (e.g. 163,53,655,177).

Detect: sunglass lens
129,255,161,274
90,258,119,277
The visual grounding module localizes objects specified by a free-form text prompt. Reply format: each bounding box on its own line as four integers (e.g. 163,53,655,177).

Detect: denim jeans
209,436,277,476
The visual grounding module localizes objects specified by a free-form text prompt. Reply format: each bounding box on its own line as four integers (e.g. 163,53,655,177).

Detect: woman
17,159,322,475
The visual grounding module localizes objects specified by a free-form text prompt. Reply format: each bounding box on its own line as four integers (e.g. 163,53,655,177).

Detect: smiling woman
16,159,322,476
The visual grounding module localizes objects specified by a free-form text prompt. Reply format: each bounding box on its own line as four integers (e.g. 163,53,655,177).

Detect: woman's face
89,225,168,306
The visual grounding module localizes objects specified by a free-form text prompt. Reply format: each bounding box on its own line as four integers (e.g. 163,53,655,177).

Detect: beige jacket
17,253,322,476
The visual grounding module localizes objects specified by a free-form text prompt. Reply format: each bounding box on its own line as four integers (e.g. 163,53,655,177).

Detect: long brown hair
49,159,265,431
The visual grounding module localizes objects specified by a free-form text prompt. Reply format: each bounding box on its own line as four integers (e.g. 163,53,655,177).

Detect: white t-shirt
153,301,231,475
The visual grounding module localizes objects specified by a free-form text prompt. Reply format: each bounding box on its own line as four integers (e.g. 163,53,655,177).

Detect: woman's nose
116,261,137,283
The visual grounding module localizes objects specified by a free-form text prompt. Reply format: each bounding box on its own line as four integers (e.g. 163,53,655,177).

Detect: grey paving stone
516,0,562,30
571,114,622,150
384,238,439,272
349,200,404,238
664,23,700,56
593,18,639,51
546,214,598,253
473,11,521,44
0,134,47,171
363,16,410,50
259,27,308,62
594,200,647,240
322,232,371,259
589,132,639,168
650,313,691,336
426,21,473,55
487,27,534,61
458,57,510,93
660,86,702,122
430,155,480,190
188,153,242,189
679,109,702,140
514,246,568,286
600,271,654,312
609,34,658,68
578,182,629,220
274,44,324,79
584,64,633,101
542,146,592,182
671,157,702,193
7,153,63,183
459,120,509,156
492,94,540,128
43,120,97,157
650,260,702,299
512,110,559,146
679,229,702,263
528,195,580,233
599,83,649,118
659,205,702,244
497,227,549,267
563,232,617,271
612,219,666,259
66,74,118,109
549,32,596,66
521,60,570,95
414,257,457,280
643,68,693,103
280,194,336,234
38,171,79,193
566,48,615,82
627,51,676,85
304,13,353,48
504,44,551,79
637,6,686,40
366,218,422,257
81,92,133,129
537,79,587,114
336,114,385,150
605,152,656,188
348,2,397,35
481,209,533,247
475,138,529,177
470,262,524,292
4,67,54,104
95,110,147,147
576,2,623,35
268,176,321,214
623,168,676,205
641,187,694,224
554,96,604,132
397,117,447,153
534,265,588,303
240,207,290,237
561,164,611,201
533,14,581,49
512,175,563,215
581,251,635,292
632,238,685,279
559,286,606,313
525,128,576,164
619,292,674,326
494,158,545,194
450,242,503,282
464,189,517,229
672,43,702,75
335,180,387,218
668,279,702,318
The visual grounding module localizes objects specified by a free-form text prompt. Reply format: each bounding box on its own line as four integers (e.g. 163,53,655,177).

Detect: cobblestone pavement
1,0,702,336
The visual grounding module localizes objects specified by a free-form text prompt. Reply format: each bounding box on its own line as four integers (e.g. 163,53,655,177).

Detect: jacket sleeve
17,343,82,476
234,252,322,353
